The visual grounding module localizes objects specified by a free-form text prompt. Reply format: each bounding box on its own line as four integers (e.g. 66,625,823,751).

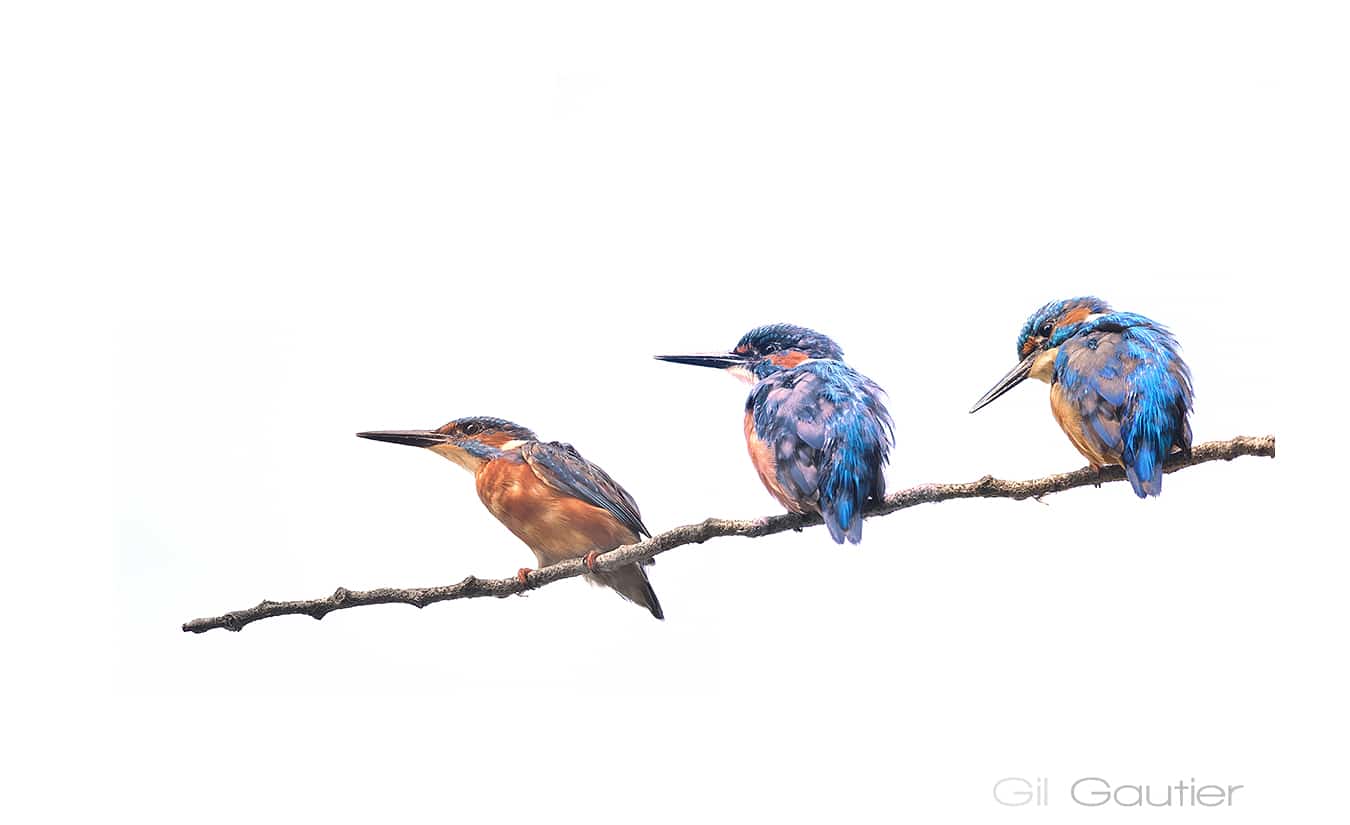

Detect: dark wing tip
645,587,665,621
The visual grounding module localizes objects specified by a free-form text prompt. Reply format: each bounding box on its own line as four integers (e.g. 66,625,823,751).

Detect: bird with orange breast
358,416,663,619
656,324,894,544
970,296,1194,497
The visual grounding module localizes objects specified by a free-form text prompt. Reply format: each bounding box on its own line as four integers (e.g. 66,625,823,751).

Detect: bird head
357,416,538,472
970,296,1113,413
655,323,844,384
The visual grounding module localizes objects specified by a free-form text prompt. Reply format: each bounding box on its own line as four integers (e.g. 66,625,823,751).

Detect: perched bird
656,324,894,544
357,416,663,619
969,296,1194,497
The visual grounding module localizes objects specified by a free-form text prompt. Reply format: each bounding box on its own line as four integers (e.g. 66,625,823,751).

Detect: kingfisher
969,296,1195,497
656,324,894,544
357,416,663,619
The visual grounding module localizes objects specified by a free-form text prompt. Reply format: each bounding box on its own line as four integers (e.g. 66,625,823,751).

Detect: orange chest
475,459,547,528
743,410,808,514
1049,384,1121,468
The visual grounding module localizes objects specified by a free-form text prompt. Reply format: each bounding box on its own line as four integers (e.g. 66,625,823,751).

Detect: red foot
516,567,533,585
583,551,600,572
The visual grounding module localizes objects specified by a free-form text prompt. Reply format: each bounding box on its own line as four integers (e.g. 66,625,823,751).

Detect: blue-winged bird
357,417,663,619
656,324,894,544
969,297,1194,497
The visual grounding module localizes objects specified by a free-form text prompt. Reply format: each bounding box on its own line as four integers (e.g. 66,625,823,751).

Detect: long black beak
969,352,1037,413
653,352,747,369
356,430,452,448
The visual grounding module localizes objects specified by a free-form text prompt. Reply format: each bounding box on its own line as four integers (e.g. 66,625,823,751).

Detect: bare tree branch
182,434,1275,634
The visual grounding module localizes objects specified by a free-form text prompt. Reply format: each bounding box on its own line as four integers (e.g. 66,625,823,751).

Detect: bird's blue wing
749,362,894,543
520,441,650,539
1054,331,1131,462
1057,317,1194,497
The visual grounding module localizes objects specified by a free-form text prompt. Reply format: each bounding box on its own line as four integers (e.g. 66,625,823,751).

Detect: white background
2,2,1343,822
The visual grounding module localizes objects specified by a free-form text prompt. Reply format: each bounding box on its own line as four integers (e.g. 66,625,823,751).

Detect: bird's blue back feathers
748,360,894,543
1054,313,1193,497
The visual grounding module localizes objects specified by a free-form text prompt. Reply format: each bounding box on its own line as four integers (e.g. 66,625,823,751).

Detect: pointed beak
653,352,748,370
969,351,1038,413
356,430,452,448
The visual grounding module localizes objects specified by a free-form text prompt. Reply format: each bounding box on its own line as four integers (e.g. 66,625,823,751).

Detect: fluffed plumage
1050,312,1194,496
746,360,893,542
972,297,1194,498
657,323,895,544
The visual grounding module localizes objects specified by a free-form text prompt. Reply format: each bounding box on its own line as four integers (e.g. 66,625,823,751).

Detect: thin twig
182,434,1275,634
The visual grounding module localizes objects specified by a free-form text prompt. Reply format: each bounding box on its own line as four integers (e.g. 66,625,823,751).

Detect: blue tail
1121,379,1193,498
1118,320,1194,498
819,434,889,544
1124,448,1164,498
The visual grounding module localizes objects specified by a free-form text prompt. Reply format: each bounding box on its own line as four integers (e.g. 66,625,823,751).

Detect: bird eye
461,422,482,435
763,342,780,354
1039,321,1053,337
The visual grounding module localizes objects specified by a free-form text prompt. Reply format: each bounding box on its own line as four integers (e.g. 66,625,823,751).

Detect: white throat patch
726,364,756,385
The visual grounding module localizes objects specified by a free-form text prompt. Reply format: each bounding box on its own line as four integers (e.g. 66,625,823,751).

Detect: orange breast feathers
743,410,808,514
473,458,639,567
1049,383,1120,470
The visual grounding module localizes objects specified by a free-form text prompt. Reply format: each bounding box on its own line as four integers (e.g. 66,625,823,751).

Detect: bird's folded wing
520,441,651,539
1056,331,1130,456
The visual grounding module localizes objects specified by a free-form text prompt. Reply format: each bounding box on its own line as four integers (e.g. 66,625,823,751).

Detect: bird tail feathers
589,564,664,620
